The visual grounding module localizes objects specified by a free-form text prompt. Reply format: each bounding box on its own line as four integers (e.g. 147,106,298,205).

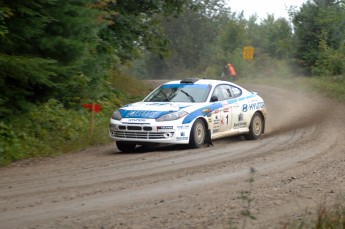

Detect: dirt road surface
1,84,345,229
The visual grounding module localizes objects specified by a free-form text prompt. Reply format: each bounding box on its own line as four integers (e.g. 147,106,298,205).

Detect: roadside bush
0,73,151,166
0,99,94,165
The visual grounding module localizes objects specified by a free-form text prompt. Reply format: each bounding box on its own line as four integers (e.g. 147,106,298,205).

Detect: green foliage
1,99,95,165
0,0,199,166
0,0,109,116
309,76,345,102
0,72,151,166
311,38,345,76
0,0,196,119
291,0,345,75
109,70,152,102
98,0,192,63
0,54,59,117
258,16,293,59
133,0,242,79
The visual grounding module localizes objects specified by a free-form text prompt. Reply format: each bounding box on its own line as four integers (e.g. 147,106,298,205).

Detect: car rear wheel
189,119,206,148
244,112,264,140
116,141,136,152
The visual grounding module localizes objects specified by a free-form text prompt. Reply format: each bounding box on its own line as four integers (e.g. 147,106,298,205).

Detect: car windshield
144,84,211,103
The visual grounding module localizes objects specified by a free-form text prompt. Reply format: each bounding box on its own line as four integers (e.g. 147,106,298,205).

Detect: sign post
82,103,101,136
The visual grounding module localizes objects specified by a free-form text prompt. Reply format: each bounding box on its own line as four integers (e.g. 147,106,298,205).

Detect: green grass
282,197,345,229
0,72,151,166
238,75,345,103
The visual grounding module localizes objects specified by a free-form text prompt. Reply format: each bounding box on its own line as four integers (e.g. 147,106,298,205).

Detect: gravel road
1,83,344,229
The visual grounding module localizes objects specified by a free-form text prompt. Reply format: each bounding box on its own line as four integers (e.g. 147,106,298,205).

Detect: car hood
119,102,200,119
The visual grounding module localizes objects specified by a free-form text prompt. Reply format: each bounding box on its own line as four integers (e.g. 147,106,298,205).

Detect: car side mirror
210,95,218,102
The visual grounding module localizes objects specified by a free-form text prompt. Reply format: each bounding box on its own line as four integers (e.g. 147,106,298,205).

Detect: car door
229,85,246,131
211,85,234,134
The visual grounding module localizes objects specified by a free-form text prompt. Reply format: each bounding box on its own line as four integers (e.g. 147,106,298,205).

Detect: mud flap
205,129,213,147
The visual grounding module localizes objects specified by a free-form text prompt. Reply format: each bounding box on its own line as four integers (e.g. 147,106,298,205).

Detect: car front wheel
244,112,264,140
116,141,136,152
189,119,206,148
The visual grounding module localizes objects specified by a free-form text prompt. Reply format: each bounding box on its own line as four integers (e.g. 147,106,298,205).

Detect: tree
260,16,293,59
291,0,345,75
97,0,190,64
0,0,193,117
0,0,62,116
136,0,243,79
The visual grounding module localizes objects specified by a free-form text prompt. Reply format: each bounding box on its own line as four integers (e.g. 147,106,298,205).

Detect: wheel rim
194,121,205,144
252,115,262,136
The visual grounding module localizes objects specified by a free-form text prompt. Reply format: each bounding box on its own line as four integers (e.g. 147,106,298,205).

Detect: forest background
1,0,345,166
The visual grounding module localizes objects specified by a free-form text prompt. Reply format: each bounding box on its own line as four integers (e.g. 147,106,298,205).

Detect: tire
244,112,264,140
116,141,136,153
189,119,206,148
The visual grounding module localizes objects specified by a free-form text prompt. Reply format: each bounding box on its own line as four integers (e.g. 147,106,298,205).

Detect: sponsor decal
213,127,220,133
128,118,147,122
242,104,248,112
234,122,247,128
180,132,185,137
202,108,211,114
157,126,173,129
214,109,220,114
223,107,230,113
249,102,265,110
177,125,190,129
221,119,224,125
214,120,220,124
176,137,189,141
127,110,160,118
208,118,212,123
242,102,264,112
238,113,244,121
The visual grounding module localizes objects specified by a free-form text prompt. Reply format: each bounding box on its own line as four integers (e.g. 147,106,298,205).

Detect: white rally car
109,78,266,152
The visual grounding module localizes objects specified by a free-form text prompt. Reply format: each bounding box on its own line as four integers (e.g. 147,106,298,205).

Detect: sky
227,0,307,20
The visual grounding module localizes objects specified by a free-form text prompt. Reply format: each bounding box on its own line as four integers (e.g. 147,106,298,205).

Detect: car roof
163,78,234,87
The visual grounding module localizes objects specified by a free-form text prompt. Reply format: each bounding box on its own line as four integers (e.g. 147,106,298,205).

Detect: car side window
212,85,233,101
231,86,242,97
212,86,224,101
223,85,233,99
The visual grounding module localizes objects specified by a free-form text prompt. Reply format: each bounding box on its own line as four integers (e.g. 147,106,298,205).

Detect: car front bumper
109,118,193,144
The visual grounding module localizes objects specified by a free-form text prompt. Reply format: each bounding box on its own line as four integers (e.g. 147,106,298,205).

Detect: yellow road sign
243,46,254,60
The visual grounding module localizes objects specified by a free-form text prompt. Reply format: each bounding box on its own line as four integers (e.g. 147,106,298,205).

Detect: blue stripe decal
246,94,257,99
182,103,222,124
182,98,239,124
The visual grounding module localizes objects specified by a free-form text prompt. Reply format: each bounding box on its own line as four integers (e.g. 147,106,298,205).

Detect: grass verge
0,73,151,166
239,75,345,103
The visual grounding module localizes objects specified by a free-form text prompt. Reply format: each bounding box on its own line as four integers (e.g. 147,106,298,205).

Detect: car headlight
156,110,188,122
111,110,122,120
